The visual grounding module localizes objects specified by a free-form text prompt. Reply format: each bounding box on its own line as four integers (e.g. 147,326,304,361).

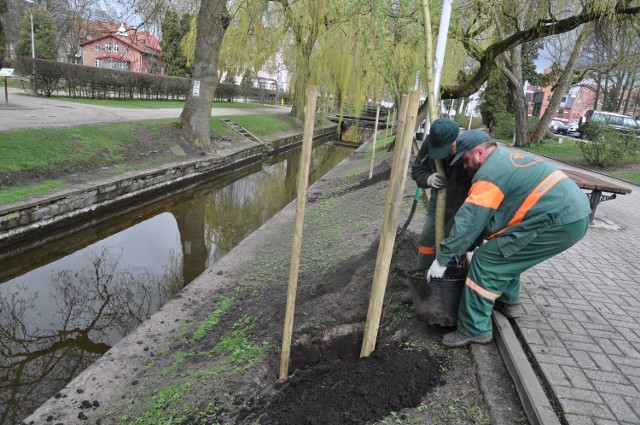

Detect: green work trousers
457,216,590,338
417,208,437,269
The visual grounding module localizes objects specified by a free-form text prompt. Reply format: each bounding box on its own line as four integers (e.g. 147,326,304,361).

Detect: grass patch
231,114,299,138
46,96,272,109
0,121,166,174
507,135,640,185
521,136,586,164
191,296,234,342
608,164,640,182
126,381,194,425
0,180,67,204
0,113,307,203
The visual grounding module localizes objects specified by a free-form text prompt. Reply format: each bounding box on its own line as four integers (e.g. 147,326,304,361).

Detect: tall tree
179,0,230,153
58,0,95,63
16,7,58,59
529,24,591,145
0,0,6,62
161,9,191,76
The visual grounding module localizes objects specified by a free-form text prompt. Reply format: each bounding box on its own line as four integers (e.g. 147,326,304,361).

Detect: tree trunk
179,0,230,153
529,24,591,144
422,0,446,252
494,41,528,146
622,73,635,115
594,74,601,110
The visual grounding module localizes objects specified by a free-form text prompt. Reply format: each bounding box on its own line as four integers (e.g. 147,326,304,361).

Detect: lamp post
24,0,35,59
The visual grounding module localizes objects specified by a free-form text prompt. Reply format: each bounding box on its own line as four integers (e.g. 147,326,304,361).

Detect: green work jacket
411,135,472,226
437,148,591,264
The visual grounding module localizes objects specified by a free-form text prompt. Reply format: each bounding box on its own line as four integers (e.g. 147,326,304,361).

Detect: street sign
0,68,15,77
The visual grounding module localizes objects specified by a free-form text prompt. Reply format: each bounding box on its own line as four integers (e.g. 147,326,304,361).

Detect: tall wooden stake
279,85,317,380
369,105,381,179
360,90,421,358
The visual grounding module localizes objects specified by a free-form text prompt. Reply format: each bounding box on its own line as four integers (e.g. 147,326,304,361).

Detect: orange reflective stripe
418,246,435,255
465,181,504,209
465,277,501,301
509,153,543,168
488,170,567,239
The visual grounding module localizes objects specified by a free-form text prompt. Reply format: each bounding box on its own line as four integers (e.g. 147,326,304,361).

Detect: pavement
5,93,640,424
0,87,291,131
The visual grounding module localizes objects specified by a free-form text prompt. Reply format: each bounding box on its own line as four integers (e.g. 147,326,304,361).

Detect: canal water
0,141,354,425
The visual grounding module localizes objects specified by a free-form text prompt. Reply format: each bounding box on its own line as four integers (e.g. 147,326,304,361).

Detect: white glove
426,260,447,281
427,173,447,189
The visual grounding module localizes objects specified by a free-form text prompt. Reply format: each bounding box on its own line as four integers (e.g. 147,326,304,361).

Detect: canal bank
2,124,357,424
0,125,336,251
23,139,527,424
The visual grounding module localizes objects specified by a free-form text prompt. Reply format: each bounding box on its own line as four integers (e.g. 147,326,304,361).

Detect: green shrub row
12,57,283,104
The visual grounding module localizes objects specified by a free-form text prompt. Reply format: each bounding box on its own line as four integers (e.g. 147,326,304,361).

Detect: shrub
577,122,638,167
492,111,514,139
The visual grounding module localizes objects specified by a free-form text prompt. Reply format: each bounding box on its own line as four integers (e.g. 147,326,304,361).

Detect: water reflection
0,142,353,424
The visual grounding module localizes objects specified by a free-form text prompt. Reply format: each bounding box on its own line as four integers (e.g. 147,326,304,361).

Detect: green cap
428,118,460,160
450,129,492,165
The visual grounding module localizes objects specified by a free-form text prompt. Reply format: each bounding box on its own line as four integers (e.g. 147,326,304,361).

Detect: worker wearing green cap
403,119,473,304
427,130,591,347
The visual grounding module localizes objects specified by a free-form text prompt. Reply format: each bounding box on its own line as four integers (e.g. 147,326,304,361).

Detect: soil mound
240,345,444,425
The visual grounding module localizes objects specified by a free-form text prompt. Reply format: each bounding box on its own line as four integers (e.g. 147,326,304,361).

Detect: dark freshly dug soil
240,346,444,425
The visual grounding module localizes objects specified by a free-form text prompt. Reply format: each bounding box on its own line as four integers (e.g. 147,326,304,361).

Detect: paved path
0,87,291,131
512,151,640,424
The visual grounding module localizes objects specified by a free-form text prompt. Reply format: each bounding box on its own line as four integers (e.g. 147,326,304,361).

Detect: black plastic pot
406,268,467,327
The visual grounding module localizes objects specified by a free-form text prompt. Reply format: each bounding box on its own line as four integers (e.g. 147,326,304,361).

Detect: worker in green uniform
403,118,473,303
427,130,591,347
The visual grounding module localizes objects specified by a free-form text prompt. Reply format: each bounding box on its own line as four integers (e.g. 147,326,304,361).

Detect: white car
548,120,563,133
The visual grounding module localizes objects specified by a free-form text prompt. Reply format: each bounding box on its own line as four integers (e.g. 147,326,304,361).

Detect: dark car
557,122,579,136
578,110,640,138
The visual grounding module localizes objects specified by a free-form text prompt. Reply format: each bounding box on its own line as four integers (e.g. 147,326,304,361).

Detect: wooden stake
369,105,381,179
360,90,420,358
279,85,317,380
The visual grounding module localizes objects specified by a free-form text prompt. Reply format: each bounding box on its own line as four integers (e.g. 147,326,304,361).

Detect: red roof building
79,23,164,74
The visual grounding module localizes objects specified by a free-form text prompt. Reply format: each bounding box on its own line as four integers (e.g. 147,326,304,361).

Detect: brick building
79,23,164,74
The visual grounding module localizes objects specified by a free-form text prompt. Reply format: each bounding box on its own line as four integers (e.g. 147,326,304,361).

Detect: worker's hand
426,173,447,189
426,260,447,282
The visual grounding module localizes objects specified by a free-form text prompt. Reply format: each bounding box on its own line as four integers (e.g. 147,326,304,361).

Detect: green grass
0,180,67,204
520,136,586,164
0,125,137,173
506,134,640,185
609,165,640,182
5,77,27,89
231,114,299,137
0,114,307,203
51,96,271,109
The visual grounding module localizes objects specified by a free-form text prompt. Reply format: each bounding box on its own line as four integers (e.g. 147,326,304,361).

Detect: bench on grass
561,169,632,223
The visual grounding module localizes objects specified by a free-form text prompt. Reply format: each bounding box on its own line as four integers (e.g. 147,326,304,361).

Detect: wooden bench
561,169,632,223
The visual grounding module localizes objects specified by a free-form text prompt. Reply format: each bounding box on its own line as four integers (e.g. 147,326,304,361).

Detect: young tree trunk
179,0,230,153
422,0,446,251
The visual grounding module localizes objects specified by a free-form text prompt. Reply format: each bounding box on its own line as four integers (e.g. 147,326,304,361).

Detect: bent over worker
427,130,591,347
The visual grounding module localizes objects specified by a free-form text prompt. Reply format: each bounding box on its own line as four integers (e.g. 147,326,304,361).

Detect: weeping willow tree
217,0,285,79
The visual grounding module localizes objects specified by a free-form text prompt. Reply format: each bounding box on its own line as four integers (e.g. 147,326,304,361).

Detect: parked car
578,110,640,138
548,120,563,133
557,121,580,136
